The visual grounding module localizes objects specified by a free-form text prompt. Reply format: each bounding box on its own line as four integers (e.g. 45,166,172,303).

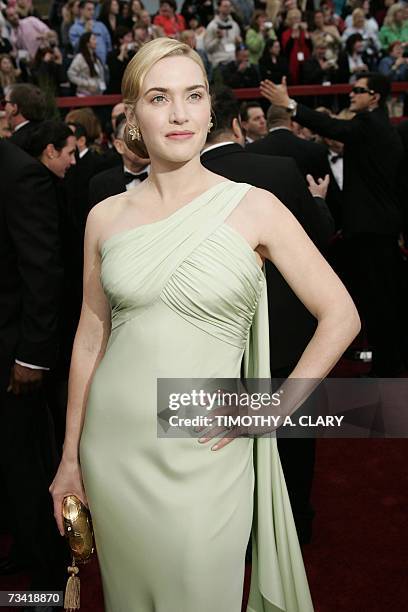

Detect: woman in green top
245,10,276,65
379,3,408,49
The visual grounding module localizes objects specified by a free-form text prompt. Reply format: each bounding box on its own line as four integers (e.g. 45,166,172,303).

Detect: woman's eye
190,92,202,101
152,95,166,103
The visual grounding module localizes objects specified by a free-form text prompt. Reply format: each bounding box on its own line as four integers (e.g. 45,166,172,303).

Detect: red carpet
1,437,407,611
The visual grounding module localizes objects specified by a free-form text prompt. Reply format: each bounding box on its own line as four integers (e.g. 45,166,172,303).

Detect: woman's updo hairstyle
122,37,209,157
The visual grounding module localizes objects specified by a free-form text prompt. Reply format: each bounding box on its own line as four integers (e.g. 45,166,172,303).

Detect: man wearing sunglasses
259,72,406,377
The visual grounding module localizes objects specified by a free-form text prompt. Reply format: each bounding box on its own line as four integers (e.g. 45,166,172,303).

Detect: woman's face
110,0,120,15
289,12,301,27
394,9,404,24
140,10,150,25
257,14,266,28
121,31,134,45
314,12,324,28
353,14,365,28
160,3,174,17
391,42,403,58
73,1,80,15
89,34,97,50
270,40,280,56
0,57,13,72
134,56,210,165
353,40,364,55
131,0,142,14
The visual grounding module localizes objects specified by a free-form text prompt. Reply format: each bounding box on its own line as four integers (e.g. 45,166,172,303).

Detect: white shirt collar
78,147,89,159
201,140,238,154
14,120,30,132
268,126,291,133
123,164,150,176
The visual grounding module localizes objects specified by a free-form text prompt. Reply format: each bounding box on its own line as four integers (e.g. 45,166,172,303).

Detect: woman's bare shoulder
85,191,132,242
242,185,283,217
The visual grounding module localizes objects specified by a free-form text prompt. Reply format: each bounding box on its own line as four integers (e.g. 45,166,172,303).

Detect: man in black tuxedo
247,104,332,183
0,139,67,599
201,88,334,544
64,122,107,235
3,84,46,151
261,72,406,375
89,114,150,208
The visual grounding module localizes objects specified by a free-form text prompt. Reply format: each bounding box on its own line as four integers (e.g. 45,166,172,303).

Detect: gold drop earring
128,124,141,141
207,120,214,133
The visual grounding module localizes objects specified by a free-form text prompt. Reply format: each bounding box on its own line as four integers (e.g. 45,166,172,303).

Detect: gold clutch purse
62,495,94,611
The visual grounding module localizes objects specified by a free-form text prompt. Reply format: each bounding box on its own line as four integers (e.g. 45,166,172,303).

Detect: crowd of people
0,3,408,610
1,0,408,101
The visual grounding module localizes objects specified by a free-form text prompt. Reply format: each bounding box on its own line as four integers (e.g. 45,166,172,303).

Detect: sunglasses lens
352,87,370,94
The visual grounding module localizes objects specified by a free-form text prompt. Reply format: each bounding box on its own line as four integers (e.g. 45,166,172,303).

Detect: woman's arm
253,188,360,379
49,205,111,531
61,206,111,464
198,188,360,450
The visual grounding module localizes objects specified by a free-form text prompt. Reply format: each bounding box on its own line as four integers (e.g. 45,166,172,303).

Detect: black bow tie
124,171,148,185
330,154,343,164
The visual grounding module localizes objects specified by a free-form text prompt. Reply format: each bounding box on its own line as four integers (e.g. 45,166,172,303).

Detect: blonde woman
379,2,408,49
341,7,381,51
50,37,359,612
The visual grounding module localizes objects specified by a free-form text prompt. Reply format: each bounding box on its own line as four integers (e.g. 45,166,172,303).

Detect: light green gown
79,181,314,612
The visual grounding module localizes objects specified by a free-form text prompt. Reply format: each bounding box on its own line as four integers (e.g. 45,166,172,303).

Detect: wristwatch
286,99,298,116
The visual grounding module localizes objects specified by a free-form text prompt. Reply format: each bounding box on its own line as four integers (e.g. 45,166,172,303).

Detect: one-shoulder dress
79,181,314,612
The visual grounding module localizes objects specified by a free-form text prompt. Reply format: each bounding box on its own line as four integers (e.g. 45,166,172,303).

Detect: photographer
281,8,312,84
204,0,241,67
245,9,276,66
221,44,260,88
106,25,134,93
31,45,68,96
301,37,339,85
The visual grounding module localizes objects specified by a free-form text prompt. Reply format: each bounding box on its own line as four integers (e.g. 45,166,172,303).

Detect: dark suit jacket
63,149,108,235
247,127,331,183
295,104,404,235
0,140,63,389
201,142,333,370
9,121,42,152
89,164,127,209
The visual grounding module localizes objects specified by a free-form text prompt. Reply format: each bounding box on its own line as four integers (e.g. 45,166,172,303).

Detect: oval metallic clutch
62,495,94,563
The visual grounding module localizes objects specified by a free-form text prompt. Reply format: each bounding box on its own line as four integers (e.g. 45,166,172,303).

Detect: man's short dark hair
207,86,240,142
79,0,94,9
27,120,74,157
240,101,263,122
67,121,89,144
355,71,391,106
9,84,46,122
266,104,291,129
160,0,177,10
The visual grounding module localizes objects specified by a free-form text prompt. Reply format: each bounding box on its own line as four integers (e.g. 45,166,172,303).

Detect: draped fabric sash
245,288,315,612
